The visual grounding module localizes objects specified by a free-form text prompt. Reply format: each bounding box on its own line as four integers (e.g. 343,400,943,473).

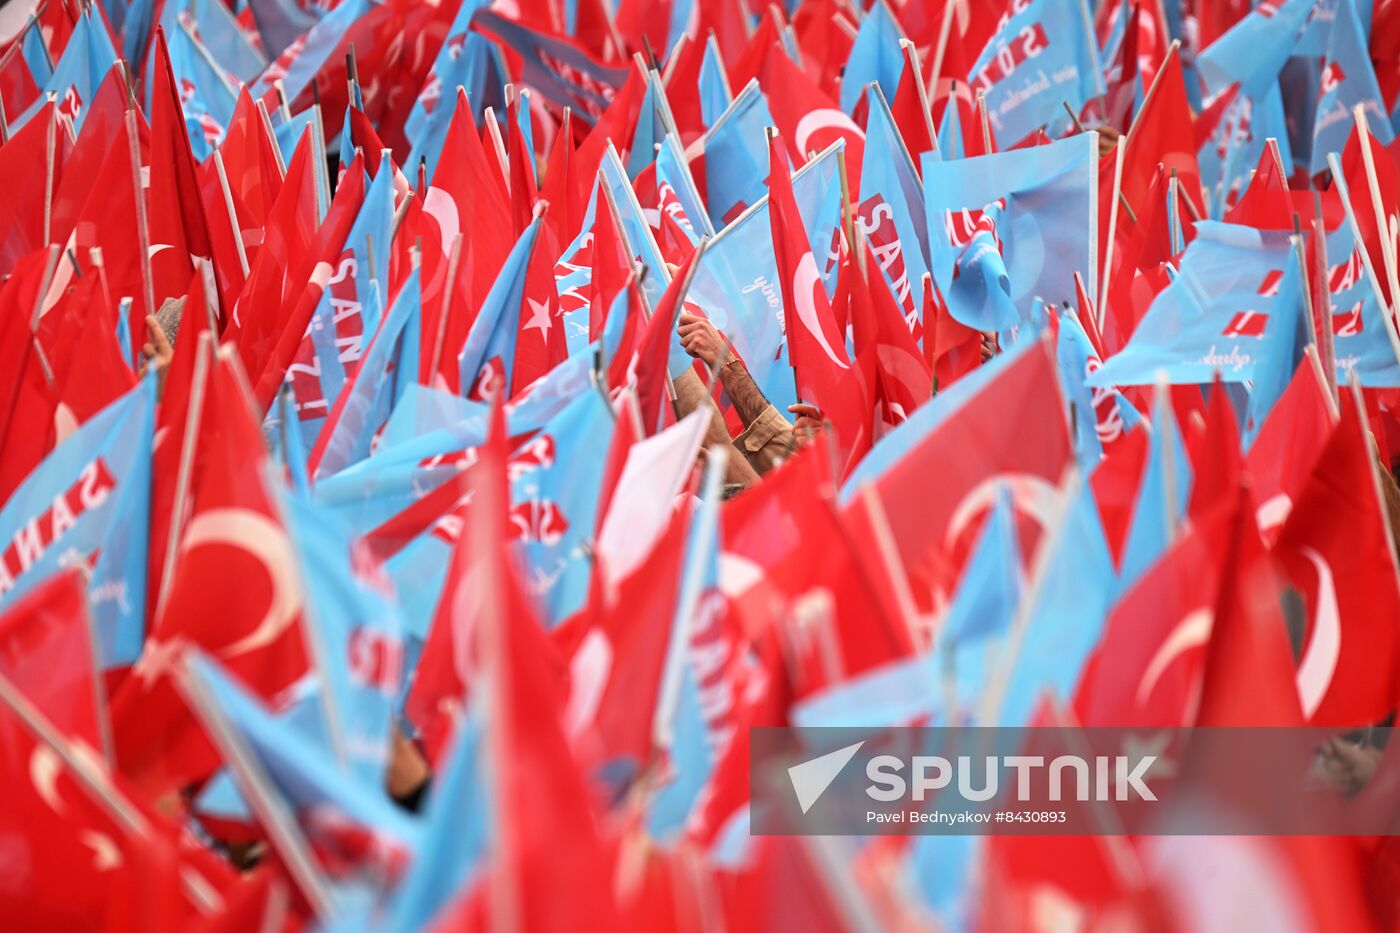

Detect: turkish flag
1274,388,1400,726
112,350,309,793
769,133,873,476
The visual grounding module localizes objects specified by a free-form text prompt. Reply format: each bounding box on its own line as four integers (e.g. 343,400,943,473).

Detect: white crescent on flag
945,473,1060,548
1294,546,1341,719
1135,608,1213,711
181,508,303,660
794,108,865,157
792,252,849,369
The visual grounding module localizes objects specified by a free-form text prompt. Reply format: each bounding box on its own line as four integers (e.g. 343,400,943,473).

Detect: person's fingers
678,312,701,326
787,403,822,418
142,342,155,358
146,315,172,355
677,322,702,336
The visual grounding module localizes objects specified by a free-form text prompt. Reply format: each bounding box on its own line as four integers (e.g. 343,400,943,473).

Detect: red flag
889,41,936,168
200,89,284,272
0,103,64,275
850,239,932,433
225,127,319,353
922,273,983,389
0,568,108,755
1185,377,1242,521
147,29,215,308
769,132,872,474
1340,117,1400,306
1246,354,1337,542
431,394,619,932
112,350,308,792
858,337,1071,591
1194,487,1304,727
1118,45,1203,224
1274,388,1400,726
568,500,690,768
1074,499,1233,727
760,47,865,194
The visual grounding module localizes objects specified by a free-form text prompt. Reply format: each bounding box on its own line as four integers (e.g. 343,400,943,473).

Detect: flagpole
212,150,250,279
428,233,465,387
125,109,158,325
1354,106,1400,313
928,0,957,108
155,332,213,617
1155,376,1178,548
975,89,993,154
1098,135,1127,329
42,103,55,247
899,39,940,154
173,656,337,920
976,462,1081,727
1328,152,1400,374
255,98,288,179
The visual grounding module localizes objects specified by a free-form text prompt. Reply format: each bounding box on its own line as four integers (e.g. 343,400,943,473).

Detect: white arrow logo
787,741,864,814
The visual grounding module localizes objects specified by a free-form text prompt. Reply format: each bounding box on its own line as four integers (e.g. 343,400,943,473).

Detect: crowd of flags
4,0,1400,926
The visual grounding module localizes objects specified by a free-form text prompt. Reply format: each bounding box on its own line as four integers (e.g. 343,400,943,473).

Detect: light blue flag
458,216,542,399
19,18,53,90
860,85,929,325
945,196,1024,333
315,376,612,631
698,34,733,129
552,180,601,358
937,88,969,161
163,20,240,160
246,0,322,60
404,0,492,146
597,147,671,311
685,143,844,395
1298,0,1374,55
161,0,268,83
284,492,405,785
405,33,509,185
508,388,615,624
1311,0,1394,173
840,0,905,115
374,384,488,452
314,269,422,480
1089,222,1297,387
697,79,775,229
252,0,371,104
182,650,421,912
648,455,724,839
942,486,1021,650
994,472,1116,727
628,73,669,180
1056,307,1144,467
1117,388,1193,591
0,377,155,668
1199,81,1294,218
1245,242,1309,444
1326,182,1400,386
1197,0,1313,101
320,349,596,503
273,107,318,164
384,712,489,933
923,134,1097,332
17,8,119,133
657,132,714,240
964,0,1103,146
